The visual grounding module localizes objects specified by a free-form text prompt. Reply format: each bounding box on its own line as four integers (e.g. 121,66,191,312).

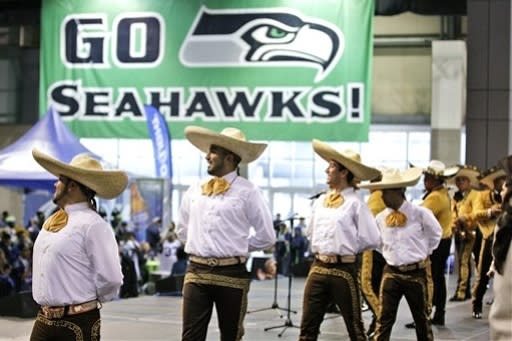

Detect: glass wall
82,125,463,224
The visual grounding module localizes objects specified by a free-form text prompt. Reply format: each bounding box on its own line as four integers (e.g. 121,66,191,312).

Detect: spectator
0,263,15,297
290,227,307,265
159,232,182,275
146,217,162,256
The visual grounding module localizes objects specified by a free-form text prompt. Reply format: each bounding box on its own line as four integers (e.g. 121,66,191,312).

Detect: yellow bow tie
201,177,231,196
385,210,408,228
43,209,69,233
323,192,344,208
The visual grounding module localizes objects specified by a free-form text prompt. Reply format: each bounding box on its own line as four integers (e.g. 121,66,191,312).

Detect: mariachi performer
359,175,386,338
177,126,275,341
406,160,458,329
359,167,441,341
448,165,481,302
29,149,128,340
469,166,506,319
299,139,381,341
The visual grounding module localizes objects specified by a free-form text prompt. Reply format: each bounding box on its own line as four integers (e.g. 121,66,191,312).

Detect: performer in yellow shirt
470,166,505,319
360,182,386,338
448,165,481,302
405,160,458,329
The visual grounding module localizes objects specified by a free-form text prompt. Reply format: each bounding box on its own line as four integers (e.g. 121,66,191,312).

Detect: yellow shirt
422,187,452,239
471,189,500,239
453,189,480,231
367,190,386,217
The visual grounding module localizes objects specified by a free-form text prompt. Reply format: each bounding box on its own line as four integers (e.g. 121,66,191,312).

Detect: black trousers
181,262,250,341
375,265,433,341
472,237,494,313
30,308,100,341
429,237,451,316
299,260,366,341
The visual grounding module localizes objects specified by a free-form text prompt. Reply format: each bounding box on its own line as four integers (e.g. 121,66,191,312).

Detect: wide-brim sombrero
479,166,507,190
32,148,128,199
419,160,459,179
359,167,423,190
312,139,381,181
185,126,267,164
446,165,481,188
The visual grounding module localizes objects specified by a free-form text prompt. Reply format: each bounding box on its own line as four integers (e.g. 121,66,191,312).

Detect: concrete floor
0,274,492,340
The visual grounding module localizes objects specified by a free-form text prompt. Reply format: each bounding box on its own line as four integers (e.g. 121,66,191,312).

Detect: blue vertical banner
144,105,172,178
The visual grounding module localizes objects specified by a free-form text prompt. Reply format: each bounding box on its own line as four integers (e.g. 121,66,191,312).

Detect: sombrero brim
185,126,267,164
446,168,481,188
32,149,128,199
312,139,380,181
359,167,423,190
480,169,506,189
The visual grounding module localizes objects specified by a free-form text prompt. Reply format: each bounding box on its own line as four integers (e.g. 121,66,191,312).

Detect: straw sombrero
359,167,423,190
184,126,267,164
421,160,459,179
446,165,481,188
312,139,380,181
32,149,128,199
479,166,506,190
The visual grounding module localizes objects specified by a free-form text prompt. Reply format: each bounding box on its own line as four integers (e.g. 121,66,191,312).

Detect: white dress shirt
376,200,442,266
32,202,123,306
177,171,275,257
307,187,381,256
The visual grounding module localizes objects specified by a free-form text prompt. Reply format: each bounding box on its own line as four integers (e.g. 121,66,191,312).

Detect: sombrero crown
312,139,380,181
184,126,267,164
446,164,481,188
421,160,459,179
32,149,128,199
359,167,423,190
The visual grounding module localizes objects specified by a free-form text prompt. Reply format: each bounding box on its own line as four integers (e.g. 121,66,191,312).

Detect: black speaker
0,291,39,318
155,275,184,295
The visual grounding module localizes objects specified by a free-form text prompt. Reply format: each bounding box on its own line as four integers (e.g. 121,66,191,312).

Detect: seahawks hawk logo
180,7,344,83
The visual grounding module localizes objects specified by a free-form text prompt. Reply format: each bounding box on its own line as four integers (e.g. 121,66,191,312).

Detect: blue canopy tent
0,108,103,191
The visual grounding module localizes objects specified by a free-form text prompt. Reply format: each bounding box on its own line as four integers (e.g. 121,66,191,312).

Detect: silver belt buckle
207,258,219,266
42,306,65,319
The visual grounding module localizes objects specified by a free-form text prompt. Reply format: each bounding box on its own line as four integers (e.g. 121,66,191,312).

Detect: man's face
381,188,402,208
423,173,439,191
52,176,69,205
325,160,343,187
206,145,229,176
455,176,471,191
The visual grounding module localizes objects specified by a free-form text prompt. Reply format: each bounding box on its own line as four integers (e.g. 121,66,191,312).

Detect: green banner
40,0,374,141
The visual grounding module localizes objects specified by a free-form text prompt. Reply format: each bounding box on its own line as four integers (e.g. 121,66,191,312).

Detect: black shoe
431,316,445,326
405,322,416,329
472,311,482,319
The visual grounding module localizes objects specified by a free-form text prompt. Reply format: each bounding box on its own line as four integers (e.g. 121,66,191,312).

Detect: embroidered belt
388,260,426,272
315,254,356,264
190,255,247,267
40,299,100,319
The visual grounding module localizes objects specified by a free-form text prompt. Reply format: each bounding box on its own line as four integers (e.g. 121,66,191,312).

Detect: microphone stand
264,216,300,337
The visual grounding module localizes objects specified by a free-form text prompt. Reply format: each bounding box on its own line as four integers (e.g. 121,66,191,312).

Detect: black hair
336,163,355,184
67,177,97,211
